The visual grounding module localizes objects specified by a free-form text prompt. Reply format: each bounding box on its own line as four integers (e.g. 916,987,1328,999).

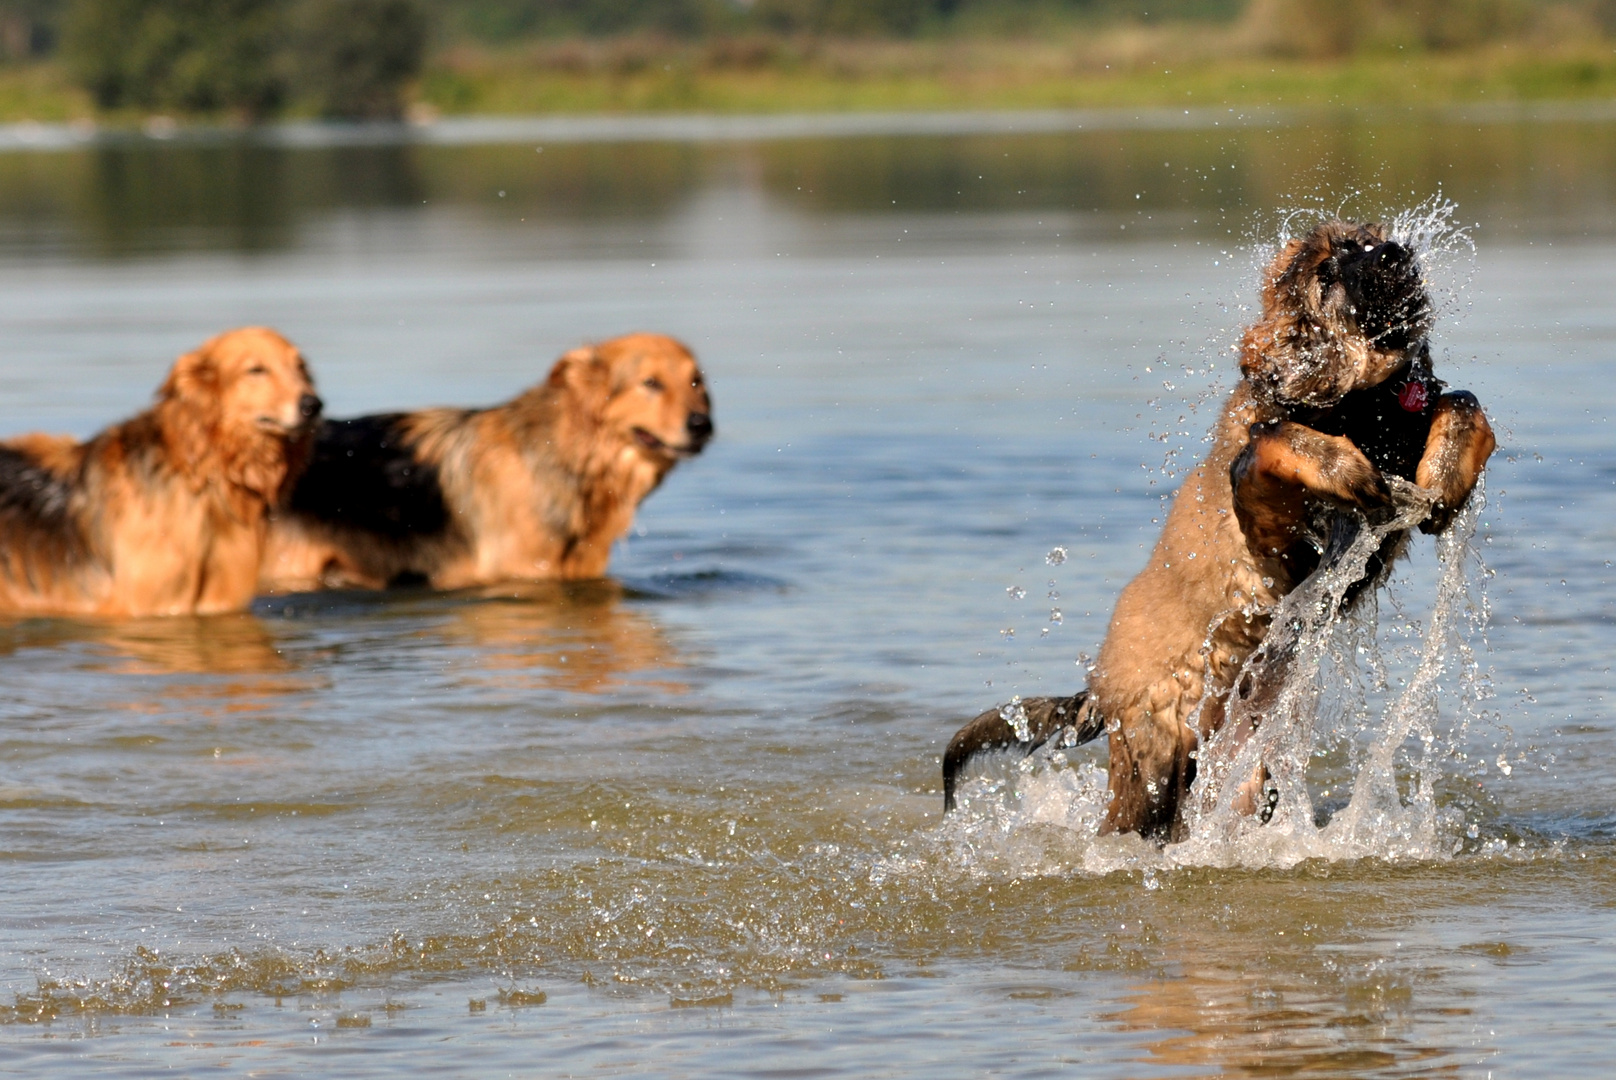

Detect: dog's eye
247,364,269,376
642,377,665,393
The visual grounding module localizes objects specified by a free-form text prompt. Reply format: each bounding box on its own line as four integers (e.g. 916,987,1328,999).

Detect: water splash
945,480,1493,875
1264,193,1476,330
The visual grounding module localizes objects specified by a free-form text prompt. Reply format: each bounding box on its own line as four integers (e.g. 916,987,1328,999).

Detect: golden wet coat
261,332,713,592
0,327,320,617
945,221,1496,842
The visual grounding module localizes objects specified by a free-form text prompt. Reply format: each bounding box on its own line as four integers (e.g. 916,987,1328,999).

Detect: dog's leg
1099,692,1200,842
942,691,1100,810
1199,649,1288,824
1230,419,1394,563
1415,391,1496,535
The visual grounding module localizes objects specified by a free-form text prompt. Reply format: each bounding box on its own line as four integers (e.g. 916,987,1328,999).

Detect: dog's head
1240,220,1432,407
548,332,713,465
158,327,323,498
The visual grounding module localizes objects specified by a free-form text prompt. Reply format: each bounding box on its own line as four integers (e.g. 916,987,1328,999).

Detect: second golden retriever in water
944,220,1496,842
0,327,321,616
261,332,714,591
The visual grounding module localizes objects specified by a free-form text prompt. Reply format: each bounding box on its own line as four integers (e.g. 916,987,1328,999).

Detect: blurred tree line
2,0,1614,119
0,0,1243,119
437,0,1242,39
367,0,1616,41
9,0,429,117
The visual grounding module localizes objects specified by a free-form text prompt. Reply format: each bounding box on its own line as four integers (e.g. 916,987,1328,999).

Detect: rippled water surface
0,109,1613,1077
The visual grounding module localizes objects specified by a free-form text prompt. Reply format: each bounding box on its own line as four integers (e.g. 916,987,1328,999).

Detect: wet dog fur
261,332,714,592
943,221,1496,842
0,327,321,617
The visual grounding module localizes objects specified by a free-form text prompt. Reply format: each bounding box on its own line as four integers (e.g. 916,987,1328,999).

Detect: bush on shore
61,0,426,119
1241,0,1536,57
294,0,430,117
63,0,286,115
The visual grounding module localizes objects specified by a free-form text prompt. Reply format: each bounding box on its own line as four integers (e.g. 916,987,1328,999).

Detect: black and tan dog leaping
943,220,1495,843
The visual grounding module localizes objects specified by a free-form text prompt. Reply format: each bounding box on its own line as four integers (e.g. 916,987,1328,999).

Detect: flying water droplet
1000,697,1032,741
1046,547,1068,566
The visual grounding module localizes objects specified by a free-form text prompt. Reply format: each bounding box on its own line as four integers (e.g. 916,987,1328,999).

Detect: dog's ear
1239,235,1316,384
155,342,223,487
547,345,613,416
1239,225,1365,399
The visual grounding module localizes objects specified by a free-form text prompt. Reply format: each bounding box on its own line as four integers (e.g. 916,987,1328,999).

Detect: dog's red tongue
1397,380,1429,412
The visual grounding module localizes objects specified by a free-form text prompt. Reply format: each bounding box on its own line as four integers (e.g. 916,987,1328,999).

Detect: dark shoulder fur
0,444,88,566
1301,361,1443,607
288,414,450,539
1304,353,1441,484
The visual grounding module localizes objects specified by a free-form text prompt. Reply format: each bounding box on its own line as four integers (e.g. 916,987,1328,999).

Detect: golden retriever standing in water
0,327,321,616
944,220,1496,842
261,332,714,592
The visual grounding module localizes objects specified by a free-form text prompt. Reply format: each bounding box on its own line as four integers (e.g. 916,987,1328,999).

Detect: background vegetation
0,0,1614,121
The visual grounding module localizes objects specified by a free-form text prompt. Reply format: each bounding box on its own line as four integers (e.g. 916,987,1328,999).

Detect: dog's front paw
1330,452,1394,517
1383,476,1440,530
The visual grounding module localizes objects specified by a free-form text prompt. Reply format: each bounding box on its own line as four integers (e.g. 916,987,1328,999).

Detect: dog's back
266,412,470,590
262,333,714,594
0,440,96,605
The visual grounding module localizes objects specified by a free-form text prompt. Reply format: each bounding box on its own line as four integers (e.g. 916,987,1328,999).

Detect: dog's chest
1306,373,1438,481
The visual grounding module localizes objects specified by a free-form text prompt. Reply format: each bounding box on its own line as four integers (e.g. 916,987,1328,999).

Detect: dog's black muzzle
1338,240,1430,351
686,411,714,451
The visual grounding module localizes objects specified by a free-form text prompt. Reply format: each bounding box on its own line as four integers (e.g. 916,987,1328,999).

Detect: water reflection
82,145,295,254
255,580,684,695
0,579,681,698
0,611,290,675
437,581,686,695
1111,970,1434,1076
1,112,1616,257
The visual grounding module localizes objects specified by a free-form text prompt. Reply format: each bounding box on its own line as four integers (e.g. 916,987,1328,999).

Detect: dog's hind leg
942,690,1102,811
1178,637,1285,828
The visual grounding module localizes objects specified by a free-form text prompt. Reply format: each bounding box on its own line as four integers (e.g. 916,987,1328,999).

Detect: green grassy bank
3,36,1616,125
418,39,1616,116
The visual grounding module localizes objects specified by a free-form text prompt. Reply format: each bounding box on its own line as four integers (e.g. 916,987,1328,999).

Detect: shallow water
0,110,1613,1076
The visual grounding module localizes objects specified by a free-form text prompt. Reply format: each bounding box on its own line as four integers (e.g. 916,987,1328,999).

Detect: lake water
0,107,1613,1077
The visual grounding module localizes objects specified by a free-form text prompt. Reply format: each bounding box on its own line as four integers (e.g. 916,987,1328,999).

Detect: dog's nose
1367,240,1409,269
686,412,713,444
299,393,323,420
1343,239,1414,298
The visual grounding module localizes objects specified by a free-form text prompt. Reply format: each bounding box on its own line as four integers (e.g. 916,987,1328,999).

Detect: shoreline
2,97,1616,152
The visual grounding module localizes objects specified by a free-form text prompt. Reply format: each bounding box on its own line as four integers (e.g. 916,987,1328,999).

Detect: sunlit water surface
0,110,1613,1077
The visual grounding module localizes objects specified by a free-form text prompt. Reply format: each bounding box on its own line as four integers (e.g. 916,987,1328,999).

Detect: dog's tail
942,689,1103,811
